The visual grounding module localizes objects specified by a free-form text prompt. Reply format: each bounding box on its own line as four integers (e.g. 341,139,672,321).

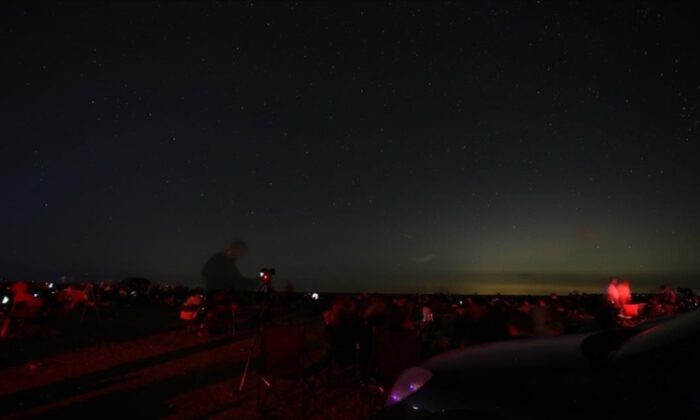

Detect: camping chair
256,322,323,417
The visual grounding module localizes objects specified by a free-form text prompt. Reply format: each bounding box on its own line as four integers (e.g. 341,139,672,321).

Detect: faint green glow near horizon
149,270,698,295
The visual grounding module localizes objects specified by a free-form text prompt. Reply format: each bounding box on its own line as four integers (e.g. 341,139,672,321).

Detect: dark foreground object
382,308,700,419
0,305,375,419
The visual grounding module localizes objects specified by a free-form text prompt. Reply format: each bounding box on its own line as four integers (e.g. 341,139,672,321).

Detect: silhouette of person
606,277,620,307
201,241,254,292
618,278,632,306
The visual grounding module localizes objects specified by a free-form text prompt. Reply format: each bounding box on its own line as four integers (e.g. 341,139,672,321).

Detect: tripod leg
1,317,10,338
239,347,252,392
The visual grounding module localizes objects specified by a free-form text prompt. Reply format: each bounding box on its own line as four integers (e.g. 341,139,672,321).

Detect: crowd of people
0,275,276,338
1,272,697,419
0,277,193,338
1,275,698,347
604,277,695,319
321,283,699,367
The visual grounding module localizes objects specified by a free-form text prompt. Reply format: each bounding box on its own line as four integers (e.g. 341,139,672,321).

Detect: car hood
403,334,603,417
424,333,594,372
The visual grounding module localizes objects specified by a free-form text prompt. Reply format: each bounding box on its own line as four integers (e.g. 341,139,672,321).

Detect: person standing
201,241,255,292
606,277,620,308
618,279,632,306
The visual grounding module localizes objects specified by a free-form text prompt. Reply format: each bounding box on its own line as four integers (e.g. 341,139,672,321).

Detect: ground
0,304,382,419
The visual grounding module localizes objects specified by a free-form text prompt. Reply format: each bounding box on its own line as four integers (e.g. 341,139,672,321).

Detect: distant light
48,283,54,289
33,293,39,298
2,296,8,304
311,292,319,300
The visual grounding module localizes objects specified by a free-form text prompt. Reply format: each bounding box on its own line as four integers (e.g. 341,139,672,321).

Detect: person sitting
507,307,534,338
179,292,206,334
8,282,46,336
11,282,44,317
660,284,678,315
180,293,205,321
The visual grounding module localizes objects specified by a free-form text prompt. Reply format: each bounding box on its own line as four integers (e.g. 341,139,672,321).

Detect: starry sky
1,1,699,293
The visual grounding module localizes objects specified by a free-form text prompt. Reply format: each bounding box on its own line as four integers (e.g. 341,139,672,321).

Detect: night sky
2,1,699,293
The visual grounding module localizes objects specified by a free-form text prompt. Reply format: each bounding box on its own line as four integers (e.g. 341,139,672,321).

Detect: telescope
259,268,275,285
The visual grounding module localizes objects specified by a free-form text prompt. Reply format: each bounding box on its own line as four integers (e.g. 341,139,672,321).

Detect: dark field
0,304,378,419
1,286,697,419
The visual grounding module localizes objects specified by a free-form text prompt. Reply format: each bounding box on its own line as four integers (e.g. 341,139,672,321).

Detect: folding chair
256,323,322,417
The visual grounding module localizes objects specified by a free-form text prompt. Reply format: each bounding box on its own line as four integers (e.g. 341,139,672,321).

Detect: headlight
386,367,433,406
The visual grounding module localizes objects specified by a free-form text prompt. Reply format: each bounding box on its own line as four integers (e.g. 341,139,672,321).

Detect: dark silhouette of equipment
255,322,322,417
258,268,275,291
371,328,422,389
256,268,276,322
